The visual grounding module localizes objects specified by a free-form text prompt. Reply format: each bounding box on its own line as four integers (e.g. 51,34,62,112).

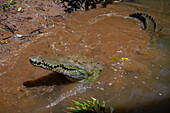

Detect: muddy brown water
0,1,170,113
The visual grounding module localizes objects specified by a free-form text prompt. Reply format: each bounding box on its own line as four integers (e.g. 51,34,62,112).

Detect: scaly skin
129,13,162,40
29,55,104,82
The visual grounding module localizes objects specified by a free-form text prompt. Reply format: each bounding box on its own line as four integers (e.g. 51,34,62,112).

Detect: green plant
67,97,109,113
19,0,22,3
2,0,22,9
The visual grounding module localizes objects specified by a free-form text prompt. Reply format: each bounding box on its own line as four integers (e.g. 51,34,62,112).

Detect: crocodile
29,13,158,82
29,54,104,82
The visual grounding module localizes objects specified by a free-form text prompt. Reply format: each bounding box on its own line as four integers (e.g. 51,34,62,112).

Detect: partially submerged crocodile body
129,13,161,40
30,55,104,82
30,13,158,82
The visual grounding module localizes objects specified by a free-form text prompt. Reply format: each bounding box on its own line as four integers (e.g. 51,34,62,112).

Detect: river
0,0,169,113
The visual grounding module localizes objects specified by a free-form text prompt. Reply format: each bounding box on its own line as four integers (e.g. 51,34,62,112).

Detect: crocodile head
29,55,104,82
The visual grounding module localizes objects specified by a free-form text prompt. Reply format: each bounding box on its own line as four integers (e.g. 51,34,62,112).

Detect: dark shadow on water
23,72,74,88
116,98,170,113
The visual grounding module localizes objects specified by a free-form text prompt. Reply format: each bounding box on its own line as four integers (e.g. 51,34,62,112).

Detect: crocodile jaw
29,55,103,81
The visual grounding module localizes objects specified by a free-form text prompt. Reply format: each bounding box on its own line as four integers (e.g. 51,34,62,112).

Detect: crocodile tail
129,13,147,30
129,13,157,39
142,13,157,38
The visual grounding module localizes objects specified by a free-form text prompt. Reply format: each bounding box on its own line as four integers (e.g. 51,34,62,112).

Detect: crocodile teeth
37,62,41,65
34,61,37,64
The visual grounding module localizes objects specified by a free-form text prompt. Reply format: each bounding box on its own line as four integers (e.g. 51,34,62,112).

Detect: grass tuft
2,0,22,9
67,97,109,113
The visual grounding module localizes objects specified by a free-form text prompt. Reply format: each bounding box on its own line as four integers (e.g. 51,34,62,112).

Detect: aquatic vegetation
67,97,114,113
58,42,63,45
2,0,22,9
